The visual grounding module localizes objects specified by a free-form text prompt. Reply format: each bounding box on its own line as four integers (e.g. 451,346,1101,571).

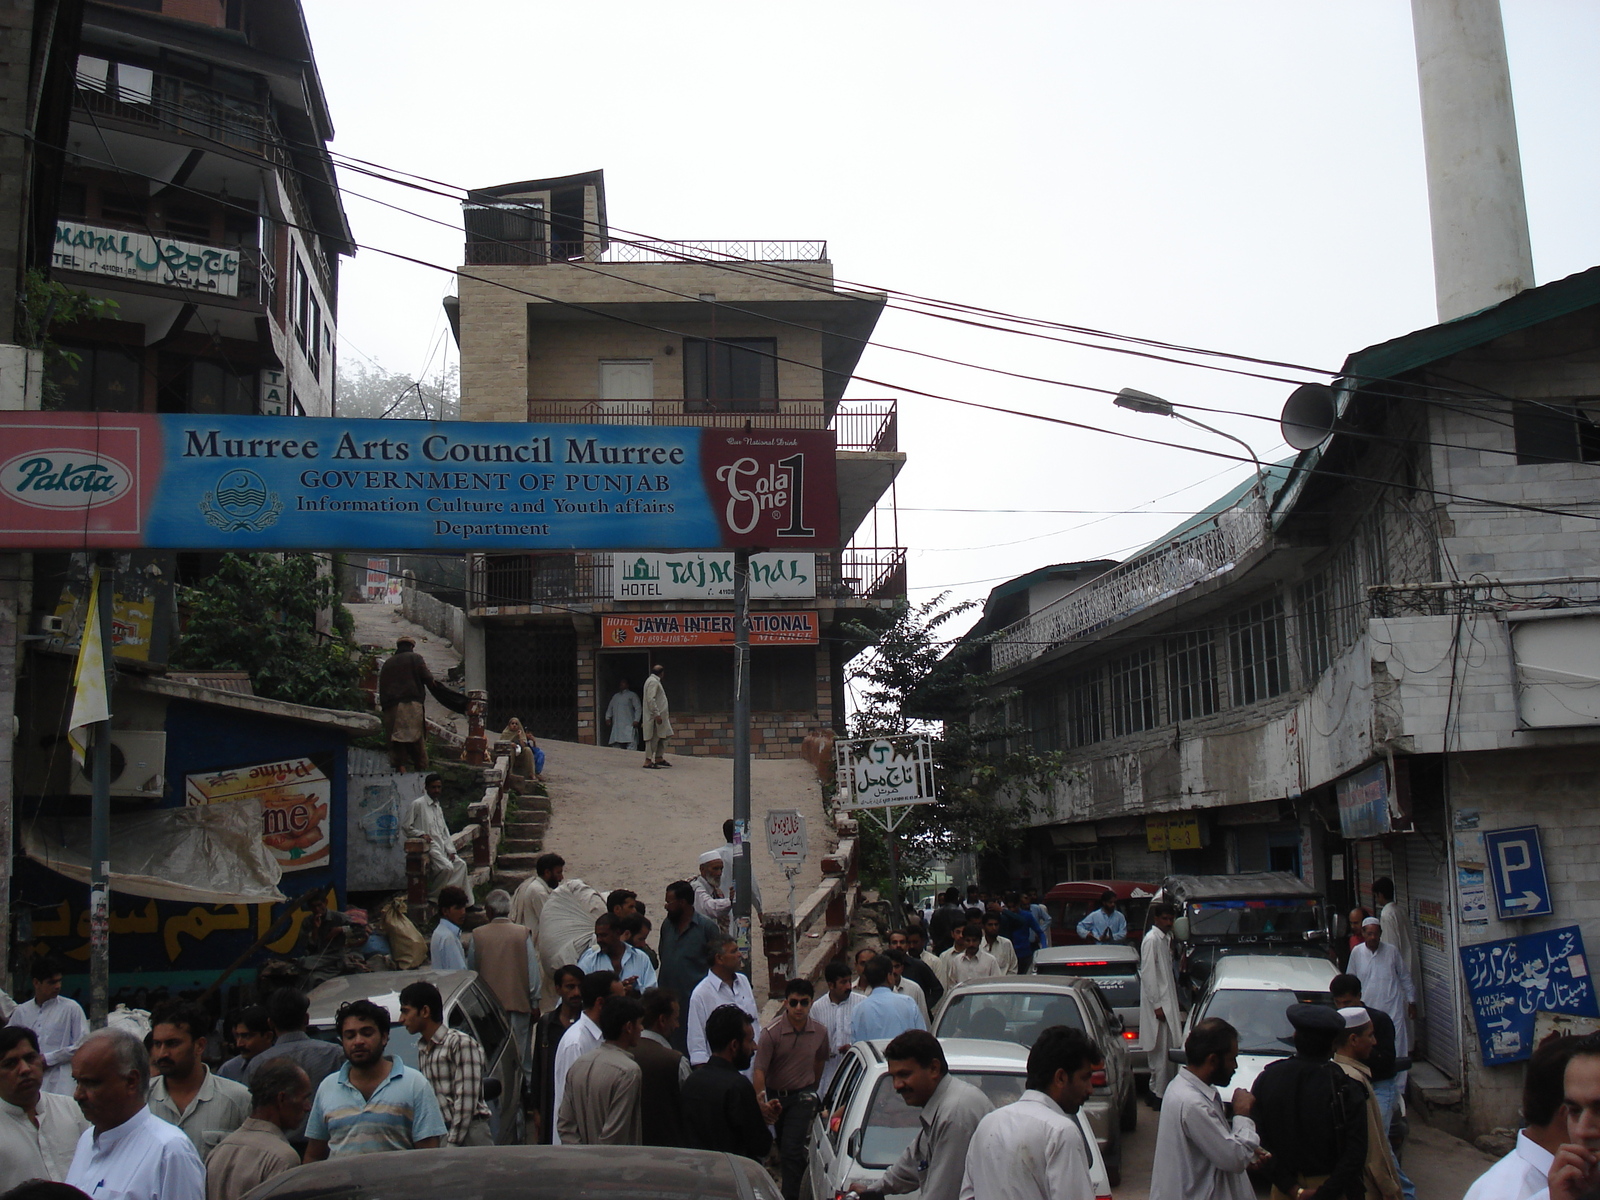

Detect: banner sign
766,809,808,865
0,413,839,551
836,737,937,810
1460,924,1598,1065
614,552,816,600
54,221,241,296
601,611,818,647
184,757,331,873
1335,761,1392,840
1146,813,1202,851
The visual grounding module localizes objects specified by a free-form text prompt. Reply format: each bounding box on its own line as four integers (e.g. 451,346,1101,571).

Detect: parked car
1044,880,1158,947
1159,872,1334,990
1030,944,1145,1075
806,1038,1112,1200
1179,953,1339,1099
305,969,525,1146
929,977,1135,1183
249,1146,781,1200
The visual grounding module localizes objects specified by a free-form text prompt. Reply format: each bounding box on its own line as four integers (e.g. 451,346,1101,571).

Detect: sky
303,0,1600,621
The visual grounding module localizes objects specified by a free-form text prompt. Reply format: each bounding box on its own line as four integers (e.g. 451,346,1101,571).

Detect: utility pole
88,556,112,1026
731,548,752,965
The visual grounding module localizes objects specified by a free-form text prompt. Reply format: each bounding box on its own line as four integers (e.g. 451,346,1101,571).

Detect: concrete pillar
1411,0,1534,322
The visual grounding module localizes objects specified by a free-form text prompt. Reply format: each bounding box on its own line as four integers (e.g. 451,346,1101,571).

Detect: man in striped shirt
304,1000,446,1159
400,981,493,1146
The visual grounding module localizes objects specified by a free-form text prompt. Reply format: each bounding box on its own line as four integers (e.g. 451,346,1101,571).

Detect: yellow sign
1146,814,1202,852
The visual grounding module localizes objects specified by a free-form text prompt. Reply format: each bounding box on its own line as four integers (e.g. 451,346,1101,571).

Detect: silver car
306,969,526,1145
930,977,1136,1185
806,1038,1110,1200
1031,944,1146,1074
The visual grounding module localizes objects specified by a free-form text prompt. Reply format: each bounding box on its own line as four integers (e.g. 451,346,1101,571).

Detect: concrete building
448,171,904,756
973,266,1600,1135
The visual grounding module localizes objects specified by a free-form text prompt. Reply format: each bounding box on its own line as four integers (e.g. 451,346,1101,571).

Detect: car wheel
1120,1083,1139,1132
1104,1126,1123,1189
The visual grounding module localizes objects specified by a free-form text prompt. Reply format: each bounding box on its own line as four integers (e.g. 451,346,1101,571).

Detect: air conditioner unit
67,731,166,798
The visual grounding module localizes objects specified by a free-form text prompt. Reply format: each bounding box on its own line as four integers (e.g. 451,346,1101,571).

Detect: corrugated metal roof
164,671,254,695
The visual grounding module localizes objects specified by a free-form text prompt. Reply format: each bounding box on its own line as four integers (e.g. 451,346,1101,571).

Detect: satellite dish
1280,383,1337,451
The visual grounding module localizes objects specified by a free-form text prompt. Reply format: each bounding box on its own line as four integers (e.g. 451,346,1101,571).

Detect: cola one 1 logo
0,449,131,509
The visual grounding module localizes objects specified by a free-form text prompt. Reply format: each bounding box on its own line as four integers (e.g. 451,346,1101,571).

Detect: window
1063,670,1103,748
683,338,777,408
649,649,734,712
1024,687,1058,752
1108,647,1160,737
750,647,815,711
161,203,213,242
50,345,141,412
1513,399,1600,465
156,355,254,415
464,201,547,264
292,257,321,377
1295,571,1333,682
1228,595,1288,704
1165,630,1218,721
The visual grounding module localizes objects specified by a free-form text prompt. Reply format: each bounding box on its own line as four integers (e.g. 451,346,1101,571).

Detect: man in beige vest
469,890,540,1078
511,853,564,1011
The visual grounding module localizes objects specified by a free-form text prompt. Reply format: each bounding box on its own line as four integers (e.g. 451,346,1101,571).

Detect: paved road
1113,1094,1497,1198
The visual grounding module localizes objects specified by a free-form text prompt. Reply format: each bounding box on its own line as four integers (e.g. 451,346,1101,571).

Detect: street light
1114,388,1265,487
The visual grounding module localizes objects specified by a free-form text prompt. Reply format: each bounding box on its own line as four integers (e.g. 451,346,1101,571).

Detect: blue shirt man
852,956,925,1042
430,888,469,972
305,1001,447,1160
1005,897,1045,967
1076,892,1129,943
576,930,658,994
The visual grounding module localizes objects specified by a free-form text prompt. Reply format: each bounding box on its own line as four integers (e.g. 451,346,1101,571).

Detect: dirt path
534,736,833,1002
346,601,467,739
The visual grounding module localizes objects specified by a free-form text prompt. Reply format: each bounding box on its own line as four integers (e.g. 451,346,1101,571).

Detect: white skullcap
698,850,723,866
1339,1006,1371,1030
1362,916,1382,928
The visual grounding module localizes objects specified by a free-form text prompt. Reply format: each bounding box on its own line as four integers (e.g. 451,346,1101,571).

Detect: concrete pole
89,559,112,1026
731,550,753,967
1411,0,1534,323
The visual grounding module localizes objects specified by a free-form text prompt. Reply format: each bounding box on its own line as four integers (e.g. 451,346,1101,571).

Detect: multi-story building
448,171,904,757
966,266,1600,1134
49,0,350,422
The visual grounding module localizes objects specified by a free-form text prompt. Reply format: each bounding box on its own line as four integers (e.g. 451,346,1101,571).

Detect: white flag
67,569,111,769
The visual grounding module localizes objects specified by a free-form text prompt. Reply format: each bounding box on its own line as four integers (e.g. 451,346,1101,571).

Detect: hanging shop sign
835,737,937,810
1146,813,1203,852
1460,924,1597,1065
54,221,241,296
614,552,816,600
0,413,839,551
1335,761,1392,840
600,611,818,647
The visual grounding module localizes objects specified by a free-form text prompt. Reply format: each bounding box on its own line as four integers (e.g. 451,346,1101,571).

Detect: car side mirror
483,1077,502,1102
1167,1048,1187,1064
1109,1013,1124,1033
1173,916,1189,941
847,1129,863,1159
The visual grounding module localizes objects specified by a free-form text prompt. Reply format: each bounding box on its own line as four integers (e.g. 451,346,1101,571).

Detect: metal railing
464,238,827,267
521,399,897,452
76,70,289,167
991,490,1270,671
471,546,907,608
237,246,275,310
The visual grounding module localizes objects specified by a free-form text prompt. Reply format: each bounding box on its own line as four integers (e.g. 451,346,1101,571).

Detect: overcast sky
303,0,1600,620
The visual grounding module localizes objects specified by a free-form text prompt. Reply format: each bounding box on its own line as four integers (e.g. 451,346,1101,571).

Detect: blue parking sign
1483,825,1553,920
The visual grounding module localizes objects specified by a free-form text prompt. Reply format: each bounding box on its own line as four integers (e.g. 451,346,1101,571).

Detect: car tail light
1098,1193,1115,1200
1121,1028,1138,1040
1091,1067,1108,1087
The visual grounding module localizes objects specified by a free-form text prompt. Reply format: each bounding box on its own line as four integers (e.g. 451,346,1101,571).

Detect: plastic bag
537,879,606,972
381,895,428,970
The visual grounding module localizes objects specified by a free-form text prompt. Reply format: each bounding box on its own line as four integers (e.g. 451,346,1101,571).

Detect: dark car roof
1161,872,1321,901
1045,880,1158,903
245,1146,770,1200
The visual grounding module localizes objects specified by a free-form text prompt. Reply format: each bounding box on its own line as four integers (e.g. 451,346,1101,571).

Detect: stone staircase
492,781,552,887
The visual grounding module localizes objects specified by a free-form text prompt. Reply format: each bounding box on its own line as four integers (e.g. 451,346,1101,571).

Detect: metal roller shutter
1406,833,1461,1077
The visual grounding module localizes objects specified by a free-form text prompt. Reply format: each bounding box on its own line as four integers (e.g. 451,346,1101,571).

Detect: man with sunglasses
752,979,830,1200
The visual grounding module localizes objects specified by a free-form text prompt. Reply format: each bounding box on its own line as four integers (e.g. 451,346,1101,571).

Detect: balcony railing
471,547,907,609
75,69,289,168
521,400,897,452
464,238,827,267
990,490,1270,671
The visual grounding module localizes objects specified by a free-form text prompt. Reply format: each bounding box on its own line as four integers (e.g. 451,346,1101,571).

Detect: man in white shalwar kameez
1149,1017,1260,1200
1348,917,1417,1058
401,774,468,901
1141,903,1183,1106
12,962,87,1096
510,854,564,1012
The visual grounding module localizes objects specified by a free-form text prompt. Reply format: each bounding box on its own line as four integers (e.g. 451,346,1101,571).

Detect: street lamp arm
1170,411,1263,479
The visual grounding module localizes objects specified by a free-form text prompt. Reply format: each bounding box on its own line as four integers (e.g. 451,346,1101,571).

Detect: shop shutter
1406,833,1461,1077
1113,838,1168,883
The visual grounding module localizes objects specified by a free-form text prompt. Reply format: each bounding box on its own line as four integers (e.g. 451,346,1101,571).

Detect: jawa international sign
0,413,838,550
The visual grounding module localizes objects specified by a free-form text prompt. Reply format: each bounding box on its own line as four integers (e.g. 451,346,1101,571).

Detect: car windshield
933,990,1085,1047
1034,960,1141,1007
1198,988,1333,1056
1187,899,1320,936
858,1071,1028,1168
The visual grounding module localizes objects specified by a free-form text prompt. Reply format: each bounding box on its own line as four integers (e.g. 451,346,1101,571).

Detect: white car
806,1038,1111,1200
1180,953,1338,1099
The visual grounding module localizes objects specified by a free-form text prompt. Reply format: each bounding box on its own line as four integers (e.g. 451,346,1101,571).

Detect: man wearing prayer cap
1347,917,1417,1069
1251,1003,1369,1200
692,851,732,933
1332,1007,1406,1200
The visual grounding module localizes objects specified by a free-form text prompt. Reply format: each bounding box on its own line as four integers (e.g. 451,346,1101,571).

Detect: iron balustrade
75,69,289,166
991,490,1270,671
463,237,828,267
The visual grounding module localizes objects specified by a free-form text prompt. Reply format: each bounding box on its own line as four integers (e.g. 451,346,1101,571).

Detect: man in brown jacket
378,637,434,771
633,988,687,1147
468,890,539,1086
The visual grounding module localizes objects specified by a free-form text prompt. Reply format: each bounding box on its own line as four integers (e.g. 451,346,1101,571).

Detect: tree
336,361,459,421
173,553,369,711
842,593,1065,901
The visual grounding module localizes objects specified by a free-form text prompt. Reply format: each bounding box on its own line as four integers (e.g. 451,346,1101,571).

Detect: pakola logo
0,450,131,510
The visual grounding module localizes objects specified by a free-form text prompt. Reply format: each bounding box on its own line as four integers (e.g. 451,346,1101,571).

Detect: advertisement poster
185,757,331,872
0,413,838,551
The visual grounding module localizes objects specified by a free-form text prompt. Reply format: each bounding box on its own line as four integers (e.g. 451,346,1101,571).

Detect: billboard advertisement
0,413,839,551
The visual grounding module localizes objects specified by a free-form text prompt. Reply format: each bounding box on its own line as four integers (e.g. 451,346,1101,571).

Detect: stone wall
400,584,465,650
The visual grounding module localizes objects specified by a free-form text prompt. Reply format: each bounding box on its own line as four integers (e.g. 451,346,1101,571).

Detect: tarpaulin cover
24,800,285,904
537,879,606,970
